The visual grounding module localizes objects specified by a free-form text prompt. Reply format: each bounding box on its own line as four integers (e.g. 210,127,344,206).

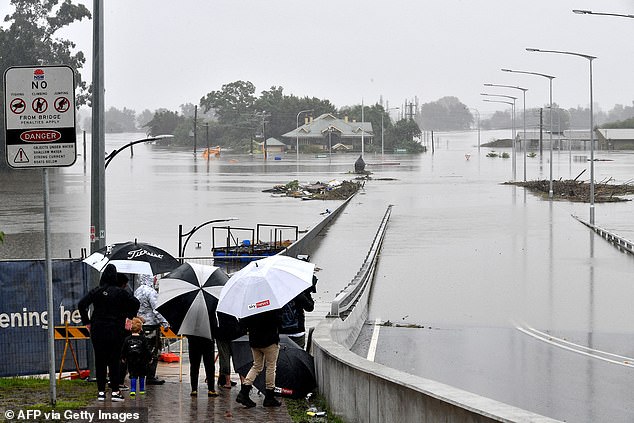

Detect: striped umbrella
156,262,228,340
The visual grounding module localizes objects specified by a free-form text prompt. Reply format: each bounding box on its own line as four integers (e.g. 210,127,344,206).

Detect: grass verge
285,392,346,423
0,377,94,411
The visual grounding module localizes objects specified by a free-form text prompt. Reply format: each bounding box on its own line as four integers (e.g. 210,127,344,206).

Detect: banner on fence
0,260,90,376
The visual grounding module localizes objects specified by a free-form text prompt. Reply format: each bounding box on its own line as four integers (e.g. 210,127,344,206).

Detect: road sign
3,65,77,168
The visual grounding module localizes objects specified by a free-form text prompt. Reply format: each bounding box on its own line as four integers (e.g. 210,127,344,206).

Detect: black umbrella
83,240,180,275
232,335,316,398
156,263,229,340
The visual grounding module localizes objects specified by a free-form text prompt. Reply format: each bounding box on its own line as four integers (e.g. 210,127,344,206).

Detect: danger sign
3,65,76,168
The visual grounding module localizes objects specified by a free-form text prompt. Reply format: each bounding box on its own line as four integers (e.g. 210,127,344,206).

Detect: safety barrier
312,206,561,422
573,214,634,255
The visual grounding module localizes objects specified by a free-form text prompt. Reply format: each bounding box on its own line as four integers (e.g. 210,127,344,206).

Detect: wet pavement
91,353,294,422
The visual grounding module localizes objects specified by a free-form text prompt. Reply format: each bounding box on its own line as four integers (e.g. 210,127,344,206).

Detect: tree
200,80,257,123
386,119,424,153
0,0,91,140
144,110,184,137
105,107,137,133
418,96,473,131
136,109,154,131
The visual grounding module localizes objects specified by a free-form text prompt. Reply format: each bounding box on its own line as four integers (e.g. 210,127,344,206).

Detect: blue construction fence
0,259,91,377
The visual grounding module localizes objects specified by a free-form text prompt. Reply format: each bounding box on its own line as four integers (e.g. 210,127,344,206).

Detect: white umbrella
217,255,315,318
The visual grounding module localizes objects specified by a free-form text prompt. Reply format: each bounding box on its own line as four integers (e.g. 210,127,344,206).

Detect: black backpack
124,336,148,368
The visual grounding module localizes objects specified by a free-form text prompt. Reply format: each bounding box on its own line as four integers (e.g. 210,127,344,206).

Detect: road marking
517,324,634,368
366,318,382,362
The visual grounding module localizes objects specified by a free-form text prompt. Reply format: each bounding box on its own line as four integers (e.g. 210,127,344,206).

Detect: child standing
121,317,151,397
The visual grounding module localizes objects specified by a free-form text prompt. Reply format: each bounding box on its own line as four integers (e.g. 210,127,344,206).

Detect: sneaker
208,390,219,397
147,377,165,385
139,391,145,395
190,390,198,397
129,391,136,398
118,384,129,391
111,391,125,402
97,392,106,401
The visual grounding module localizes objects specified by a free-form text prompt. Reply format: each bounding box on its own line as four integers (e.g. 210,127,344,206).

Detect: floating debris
506,177,634,203
263,179,362,200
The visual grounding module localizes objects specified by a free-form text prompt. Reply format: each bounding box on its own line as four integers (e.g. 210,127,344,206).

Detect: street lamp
573,9,634,19
526,48,596,224
178,217,238,259
481,93,517,181
485,83,528,181
381,107,399,156
104,135,174,169
469,108,481,150
295,109,313,162
502,68,556,198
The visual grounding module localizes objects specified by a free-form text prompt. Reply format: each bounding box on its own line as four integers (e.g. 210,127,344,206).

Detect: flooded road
2,130,634,421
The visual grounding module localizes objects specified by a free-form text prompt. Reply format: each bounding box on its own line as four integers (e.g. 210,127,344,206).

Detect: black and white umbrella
156,262,228,340
83,240,180,275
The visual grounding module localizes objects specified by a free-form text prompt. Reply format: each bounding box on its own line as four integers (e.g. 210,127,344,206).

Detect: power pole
539,108,543,157
193,105,198,154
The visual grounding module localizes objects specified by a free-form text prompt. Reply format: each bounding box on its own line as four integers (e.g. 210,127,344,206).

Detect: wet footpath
91,356,293,423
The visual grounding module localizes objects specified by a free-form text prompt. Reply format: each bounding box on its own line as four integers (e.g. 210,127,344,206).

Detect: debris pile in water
506,178,634,203
263,180,361,200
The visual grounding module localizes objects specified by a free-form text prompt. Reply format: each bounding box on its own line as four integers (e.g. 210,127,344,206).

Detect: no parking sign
3,65,77,168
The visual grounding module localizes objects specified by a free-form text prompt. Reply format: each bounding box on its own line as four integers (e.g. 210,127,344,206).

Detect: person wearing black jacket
78,264,140,402
235,309,282,408
279,286,315,349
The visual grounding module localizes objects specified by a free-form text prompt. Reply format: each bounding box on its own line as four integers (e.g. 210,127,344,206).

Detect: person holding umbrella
155,263,232,397
78,264,140,401
217,256,316,408
235,309,282,408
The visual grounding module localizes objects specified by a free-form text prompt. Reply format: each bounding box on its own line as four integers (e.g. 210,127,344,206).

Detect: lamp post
381,107,400,156
178,217,238,259
526,48,596,224
469,108,481,150
104,135,174,169
485,83,528,181
502,68,556,198
481,93,517,181
296,109,313,162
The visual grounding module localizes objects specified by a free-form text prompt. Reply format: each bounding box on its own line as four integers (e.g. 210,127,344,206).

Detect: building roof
260,137,286,146
281,113,373,139
596,128,634,140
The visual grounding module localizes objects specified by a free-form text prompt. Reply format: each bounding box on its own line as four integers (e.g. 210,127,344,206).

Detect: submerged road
307,131,634,423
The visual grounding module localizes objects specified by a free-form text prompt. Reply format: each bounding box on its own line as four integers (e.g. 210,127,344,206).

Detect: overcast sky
4,0,634,117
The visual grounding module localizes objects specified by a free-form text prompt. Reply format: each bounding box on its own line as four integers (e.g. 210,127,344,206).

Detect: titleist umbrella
83,240,180,275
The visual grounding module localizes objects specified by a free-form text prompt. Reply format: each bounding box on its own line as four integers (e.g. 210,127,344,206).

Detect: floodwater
2,130,634,421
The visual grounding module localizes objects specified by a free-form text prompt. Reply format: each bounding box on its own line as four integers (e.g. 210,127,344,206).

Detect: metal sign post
3,65,77,406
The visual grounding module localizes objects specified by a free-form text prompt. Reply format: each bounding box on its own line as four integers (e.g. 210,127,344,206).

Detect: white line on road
517,324,634,368
366,318,381,362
